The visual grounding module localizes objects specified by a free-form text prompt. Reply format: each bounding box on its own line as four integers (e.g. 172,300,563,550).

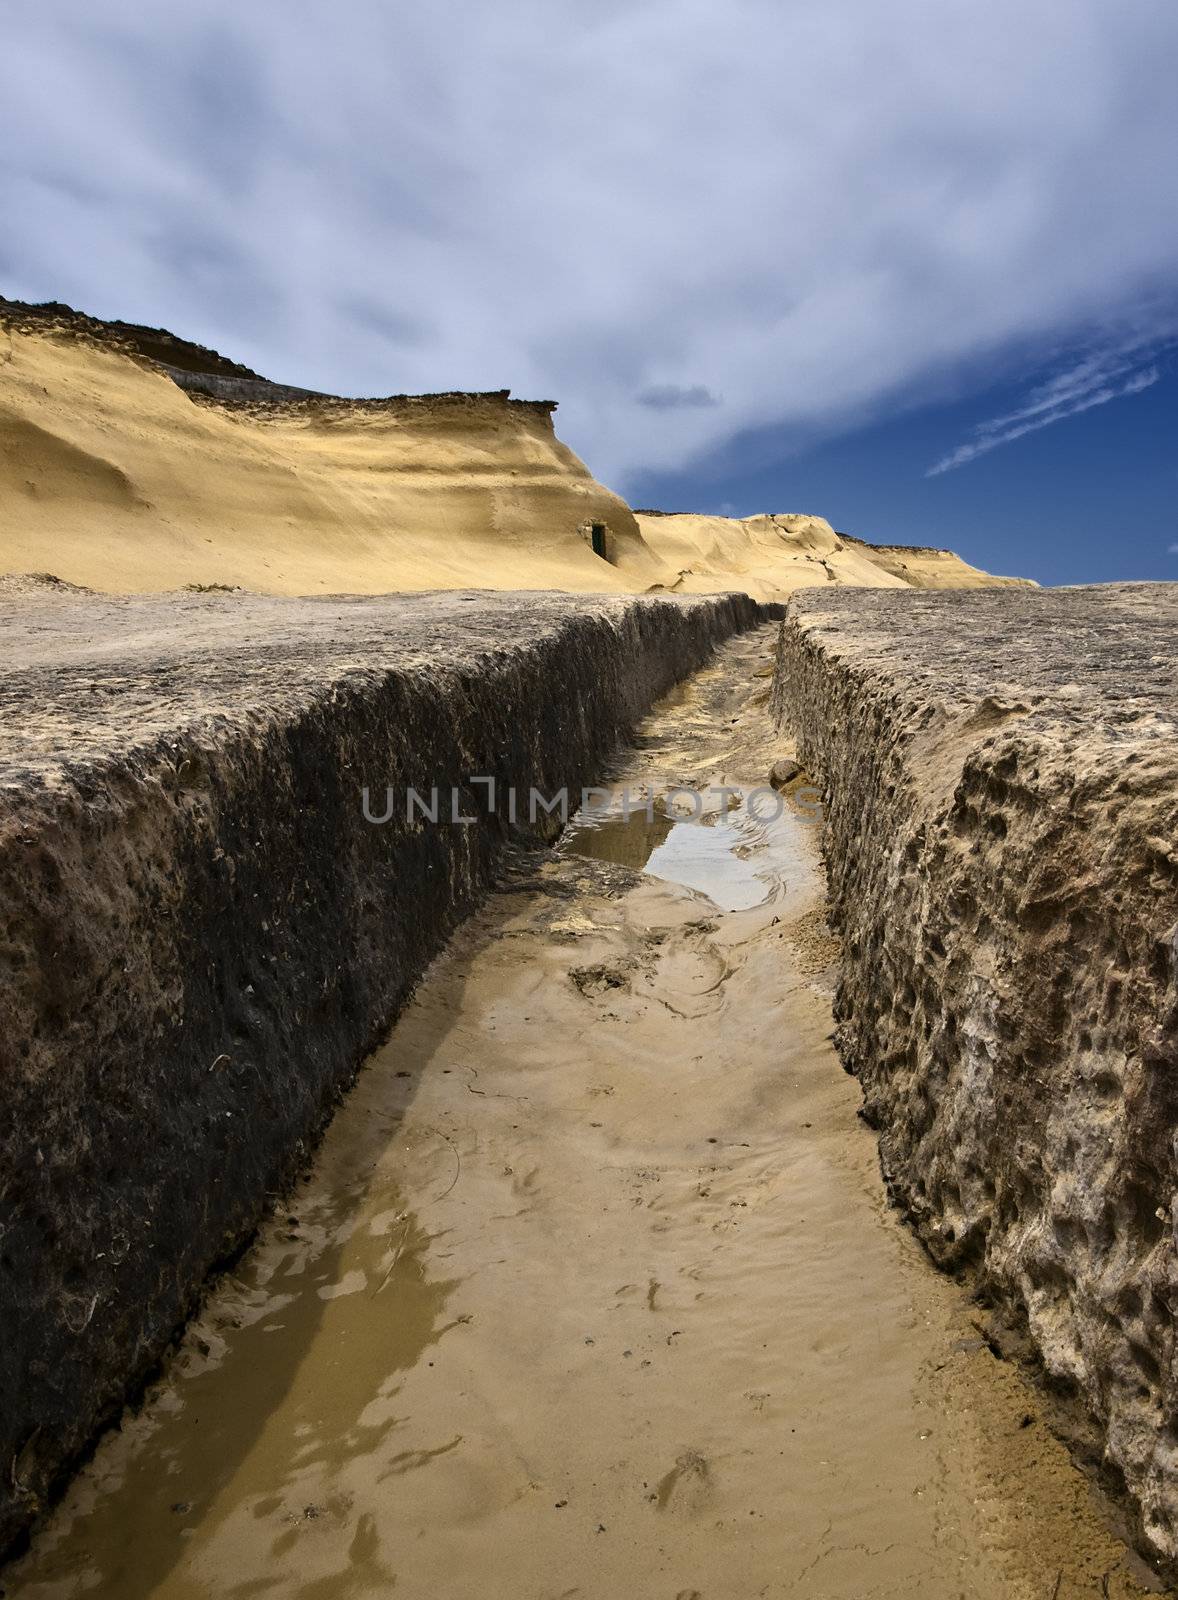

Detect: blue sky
630,341,1178,585
2,0,1176,586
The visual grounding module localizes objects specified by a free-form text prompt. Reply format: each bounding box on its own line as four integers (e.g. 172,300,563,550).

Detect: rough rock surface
0,581,765,1556
773,583,1178,1564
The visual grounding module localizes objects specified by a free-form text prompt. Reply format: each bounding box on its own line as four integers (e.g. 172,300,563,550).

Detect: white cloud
926,339,1167,475
1169,544,1178,555
1,0,1177,488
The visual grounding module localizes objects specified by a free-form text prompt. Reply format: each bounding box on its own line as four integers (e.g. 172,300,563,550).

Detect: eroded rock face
0,305,662,596
773,583,1178,1563
633,510,1030,599
0,584,765,1556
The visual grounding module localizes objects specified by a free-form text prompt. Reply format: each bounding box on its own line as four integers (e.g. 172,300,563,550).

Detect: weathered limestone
773,583,1178,1563
0,582,766,1556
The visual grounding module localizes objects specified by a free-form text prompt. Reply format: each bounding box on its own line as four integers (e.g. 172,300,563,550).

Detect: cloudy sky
2,0,1176,581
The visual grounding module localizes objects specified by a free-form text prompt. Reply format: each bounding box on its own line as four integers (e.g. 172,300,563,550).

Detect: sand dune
0,302,1025,598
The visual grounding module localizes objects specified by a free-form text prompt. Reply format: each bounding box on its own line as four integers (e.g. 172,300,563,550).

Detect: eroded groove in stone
0,583,766,1556
774,582,1178,1565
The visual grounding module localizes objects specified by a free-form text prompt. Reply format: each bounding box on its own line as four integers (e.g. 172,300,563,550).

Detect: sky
1,0,1175,585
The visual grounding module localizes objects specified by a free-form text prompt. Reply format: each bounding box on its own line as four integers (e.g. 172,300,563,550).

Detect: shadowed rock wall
773,583,1178,1566
0,584,764,1556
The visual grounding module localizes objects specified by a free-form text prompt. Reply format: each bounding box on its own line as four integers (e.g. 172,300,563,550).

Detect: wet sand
7,628,1165,1599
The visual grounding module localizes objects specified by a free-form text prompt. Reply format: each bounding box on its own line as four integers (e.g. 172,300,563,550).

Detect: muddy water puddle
8,627,1167,1600
563,798,796,913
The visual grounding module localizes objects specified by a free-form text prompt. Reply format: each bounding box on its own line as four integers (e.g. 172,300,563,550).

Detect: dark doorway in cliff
590,523,609,561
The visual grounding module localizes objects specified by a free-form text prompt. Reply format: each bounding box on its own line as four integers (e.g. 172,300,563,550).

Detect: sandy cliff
0,300,1023,600
0,301,661,596
635,510,1030,600
837,531,1031,591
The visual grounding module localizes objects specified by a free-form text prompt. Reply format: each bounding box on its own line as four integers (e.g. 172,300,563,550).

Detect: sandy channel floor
6,628,1165,1600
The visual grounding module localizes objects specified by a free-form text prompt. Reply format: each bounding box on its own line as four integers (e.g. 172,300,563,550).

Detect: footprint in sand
654,1448,712,1515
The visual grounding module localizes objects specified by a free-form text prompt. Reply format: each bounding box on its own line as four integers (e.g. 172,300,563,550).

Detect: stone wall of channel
773,584,1178,1569
0,588,764,1556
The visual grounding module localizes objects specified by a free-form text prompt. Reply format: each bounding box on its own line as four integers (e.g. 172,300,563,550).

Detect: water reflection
562,792,798,913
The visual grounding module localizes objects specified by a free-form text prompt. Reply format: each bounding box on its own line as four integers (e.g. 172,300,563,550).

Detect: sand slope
0,302,1025,598
837,532,1030,590
635,511,1029,599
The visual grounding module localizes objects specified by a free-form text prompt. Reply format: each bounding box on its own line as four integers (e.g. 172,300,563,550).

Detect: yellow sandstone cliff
0,301,1026,599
